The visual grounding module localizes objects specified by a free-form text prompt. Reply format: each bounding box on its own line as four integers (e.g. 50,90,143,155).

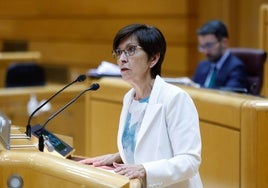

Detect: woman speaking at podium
80,24,202,188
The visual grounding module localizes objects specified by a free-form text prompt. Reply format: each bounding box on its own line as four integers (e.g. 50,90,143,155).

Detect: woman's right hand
78,152,122,167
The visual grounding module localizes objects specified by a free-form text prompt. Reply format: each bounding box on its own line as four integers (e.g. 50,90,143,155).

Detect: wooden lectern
0,125,141,188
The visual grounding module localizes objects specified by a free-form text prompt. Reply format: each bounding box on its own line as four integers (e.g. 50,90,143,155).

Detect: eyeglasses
198,41,219,52
112,45,142,59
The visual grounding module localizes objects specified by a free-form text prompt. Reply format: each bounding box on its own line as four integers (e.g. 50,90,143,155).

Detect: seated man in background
192,20,249,92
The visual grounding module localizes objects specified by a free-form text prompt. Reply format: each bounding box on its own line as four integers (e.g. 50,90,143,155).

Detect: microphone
41,83,99,130
36,83,100,152
26,74,87,137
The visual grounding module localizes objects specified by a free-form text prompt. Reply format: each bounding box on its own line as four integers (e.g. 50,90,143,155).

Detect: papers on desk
88,61,121,78
164,77,200,88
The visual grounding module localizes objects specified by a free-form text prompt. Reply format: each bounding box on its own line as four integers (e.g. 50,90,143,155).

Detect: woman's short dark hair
197,20,229,41
113,24,166,78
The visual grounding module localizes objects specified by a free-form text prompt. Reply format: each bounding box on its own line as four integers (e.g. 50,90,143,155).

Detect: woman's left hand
113,162,146,180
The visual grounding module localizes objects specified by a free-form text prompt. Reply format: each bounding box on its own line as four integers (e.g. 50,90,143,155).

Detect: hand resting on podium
78,153,146,181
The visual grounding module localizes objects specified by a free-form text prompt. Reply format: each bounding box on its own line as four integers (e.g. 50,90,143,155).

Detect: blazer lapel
135,103,162,146
135,76,163,148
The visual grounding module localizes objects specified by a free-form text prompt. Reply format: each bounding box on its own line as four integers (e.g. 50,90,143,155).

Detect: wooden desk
0,51,41,87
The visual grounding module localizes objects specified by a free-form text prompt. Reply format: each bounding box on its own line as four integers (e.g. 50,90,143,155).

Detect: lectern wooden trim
0,149,141,188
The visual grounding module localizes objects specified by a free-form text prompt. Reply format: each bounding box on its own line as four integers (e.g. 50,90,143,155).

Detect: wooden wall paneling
0,0,192,16
164,46,189,77
0,18,195,44
236,0,268,48
29,42,114,68
89,77,129,156
199,122,240,188
182,86,244,129
0,0,198,83
259,4,268,51
197,0,235,27
0,0,39,16
90,100,121,156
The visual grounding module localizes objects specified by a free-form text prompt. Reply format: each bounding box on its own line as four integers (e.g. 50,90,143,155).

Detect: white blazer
117,76,203,188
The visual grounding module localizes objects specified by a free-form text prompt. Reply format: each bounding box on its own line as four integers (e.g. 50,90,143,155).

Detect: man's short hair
197,20,229,41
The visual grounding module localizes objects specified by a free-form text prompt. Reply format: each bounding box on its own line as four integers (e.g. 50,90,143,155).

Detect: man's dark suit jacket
192,53,249,91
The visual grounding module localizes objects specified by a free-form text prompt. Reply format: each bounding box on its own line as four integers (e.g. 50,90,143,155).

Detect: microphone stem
42,89,88,130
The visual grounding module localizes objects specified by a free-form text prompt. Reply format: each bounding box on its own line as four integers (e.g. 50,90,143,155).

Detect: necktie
208,65,217,88
204,64,217,88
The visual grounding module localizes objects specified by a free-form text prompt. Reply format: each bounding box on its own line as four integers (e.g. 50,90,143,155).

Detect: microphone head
89,83,100,91
76,74,87,82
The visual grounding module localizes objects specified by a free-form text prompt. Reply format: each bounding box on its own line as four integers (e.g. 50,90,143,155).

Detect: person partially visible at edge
79,23,202,188
192,20,249,91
